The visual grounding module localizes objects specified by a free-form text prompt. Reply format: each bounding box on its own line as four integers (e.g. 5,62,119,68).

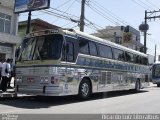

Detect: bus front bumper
16,85,64,96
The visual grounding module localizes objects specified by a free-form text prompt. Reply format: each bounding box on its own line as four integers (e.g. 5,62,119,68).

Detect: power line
145,0,159,10
131,0,151,11
91,0,128,26
138,0,155,10
41,10,71,21
86,3,120,25
75,0,120,25
42,8,109,34
40,8,102,33
65,0,77,12
55,0,73,9
50,7,79,19
51,0,77,23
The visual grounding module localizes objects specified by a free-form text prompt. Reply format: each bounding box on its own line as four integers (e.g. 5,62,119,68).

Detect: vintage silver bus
152,63,160,87
15,28,150,99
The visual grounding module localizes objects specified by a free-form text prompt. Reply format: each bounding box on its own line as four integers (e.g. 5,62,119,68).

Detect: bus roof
63,29,147,57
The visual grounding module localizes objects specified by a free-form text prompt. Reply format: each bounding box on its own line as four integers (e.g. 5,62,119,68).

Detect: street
0,84,160,114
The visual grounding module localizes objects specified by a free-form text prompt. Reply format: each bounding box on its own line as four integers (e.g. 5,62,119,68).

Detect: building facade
18,19,60,38
92,25,143,52
0,0,21,60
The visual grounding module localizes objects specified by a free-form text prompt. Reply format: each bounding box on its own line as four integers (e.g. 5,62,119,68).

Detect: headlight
40,77,49,84
16,76,22,83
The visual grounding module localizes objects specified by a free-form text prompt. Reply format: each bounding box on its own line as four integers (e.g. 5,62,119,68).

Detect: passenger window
79,38,89,54
98,44,113,59
61,41,74,62
66,42,74,62
89,42,98,56
113,48,125,61
134,55,142,64
142,57,148,65
125,52,134,62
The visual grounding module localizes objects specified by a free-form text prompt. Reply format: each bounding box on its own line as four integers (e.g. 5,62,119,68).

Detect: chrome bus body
15,29,150,97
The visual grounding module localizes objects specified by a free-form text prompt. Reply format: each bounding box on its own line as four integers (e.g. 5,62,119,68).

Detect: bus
15,28,150,99
152,63,160,87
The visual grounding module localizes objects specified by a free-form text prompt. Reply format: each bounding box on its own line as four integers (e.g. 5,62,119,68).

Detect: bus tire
157,84,160,87
78,79,92,99
135,79,141,92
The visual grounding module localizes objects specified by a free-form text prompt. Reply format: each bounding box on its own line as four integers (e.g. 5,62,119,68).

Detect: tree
123,32,132,43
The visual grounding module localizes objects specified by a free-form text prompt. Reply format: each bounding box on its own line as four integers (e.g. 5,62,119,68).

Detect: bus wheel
78,79,91,99
135,79,141,92
157,84,160,87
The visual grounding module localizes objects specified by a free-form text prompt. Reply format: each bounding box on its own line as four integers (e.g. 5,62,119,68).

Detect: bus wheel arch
78,77,92,99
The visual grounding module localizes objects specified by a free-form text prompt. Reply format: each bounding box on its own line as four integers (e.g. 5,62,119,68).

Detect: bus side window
135,55,143,64
89,41,98,56
66,42,74,62
142,57,148,65
125,52,134,62
98,44,113,59
113,48,125,61
62,36,76,62
79,38,89,55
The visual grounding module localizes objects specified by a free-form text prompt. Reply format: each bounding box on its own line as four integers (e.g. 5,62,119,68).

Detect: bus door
62,36,78,92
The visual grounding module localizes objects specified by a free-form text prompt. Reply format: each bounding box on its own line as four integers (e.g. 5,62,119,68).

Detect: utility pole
80,0,85,32
26,11,32,34
154,44,157,62
144,10,147,54
139,9,160,54
23,11,32,49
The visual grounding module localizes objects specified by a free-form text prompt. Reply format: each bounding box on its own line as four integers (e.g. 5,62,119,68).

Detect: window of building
115,37,122,44
98,44,113,59
89,41,98,56
0,12,11,34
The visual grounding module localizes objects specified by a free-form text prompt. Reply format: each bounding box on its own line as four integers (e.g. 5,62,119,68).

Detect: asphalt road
0,85,160,114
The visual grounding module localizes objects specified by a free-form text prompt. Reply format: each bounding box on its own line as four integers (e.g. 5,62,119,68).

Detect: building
18,19,60,38
92,25,143,52
0,0,21,60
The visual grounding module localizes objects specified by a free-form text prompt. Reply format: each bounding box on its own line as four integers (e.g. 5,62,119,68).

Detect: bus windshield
20,34,63,61
153,64,160,78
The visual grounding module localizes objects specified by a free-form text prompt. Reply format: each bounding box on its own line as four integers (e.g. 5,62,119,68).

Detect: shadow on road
0,90,148,109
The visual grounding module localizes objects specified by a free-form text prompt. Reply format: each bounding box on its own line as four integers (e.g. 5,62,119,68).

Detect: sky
19,0,160,58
